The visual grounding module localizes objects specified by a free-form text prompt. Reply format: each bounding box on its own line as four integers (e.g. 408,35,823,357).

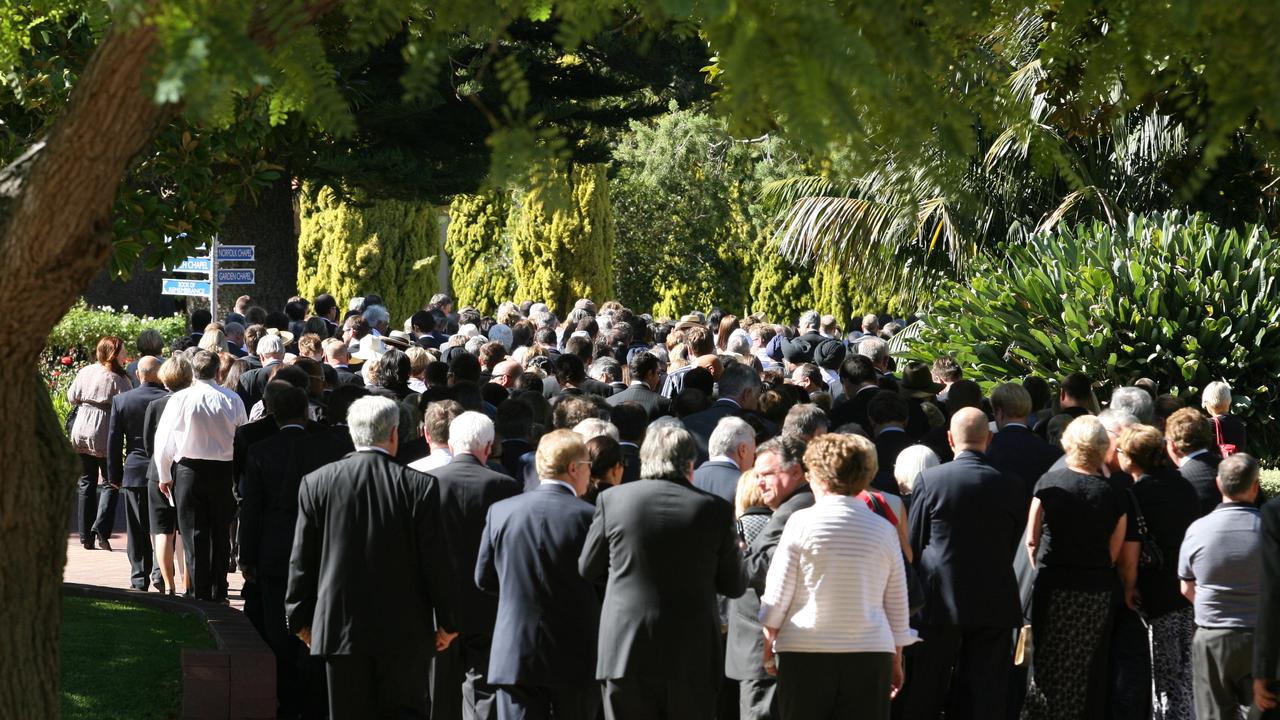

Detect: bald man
107,355,171,590
899,406,1028,719
490,359,523,389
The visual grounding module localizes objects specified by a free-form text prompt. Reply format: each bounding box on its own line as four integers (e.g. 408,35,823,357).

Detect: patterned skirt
1149,606,1196,720
1021,586,1113,720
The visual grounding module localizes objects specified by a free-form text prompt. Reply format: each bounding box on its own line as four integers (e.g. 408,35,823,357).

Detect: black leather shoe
81,542,95,551
96,535,113,552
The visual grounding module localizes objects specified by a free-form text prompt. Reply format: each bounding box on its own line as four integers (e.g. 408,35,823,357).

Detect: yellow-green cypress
296,183,439,323
445,193,516,315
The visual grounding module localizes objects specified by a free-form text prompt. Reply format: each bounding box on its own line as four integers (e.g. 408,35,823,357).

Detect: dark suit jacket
828,384,879,431
683,400,780,464
693,459,741,506
607,383,670,419
987,424,1063,508
579,478,746,685
107,383,168,488
579,377,615,398
476,483,599,686
870,428,911,495
286,450,454,655
619,443,641,485
143,395,173,485
500,439,535,480
726,485,814,680
333,365,364,387
239,425,348,578
1256,497,1280,682
917,425,954,463
238,360,282,410
1179,452,1224,517
434,454,522,636
908,452,1026,627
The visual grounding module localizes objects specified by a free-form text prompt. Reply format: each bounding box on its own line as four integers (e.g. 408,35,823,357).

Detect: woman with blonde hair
69,335,133,550
734,469,772,546
144,353,195,594
1021,415,1129,719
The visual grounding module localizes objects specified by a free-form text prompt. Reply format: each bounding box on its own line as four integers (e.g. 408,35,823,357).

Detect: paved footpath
64,529,247,611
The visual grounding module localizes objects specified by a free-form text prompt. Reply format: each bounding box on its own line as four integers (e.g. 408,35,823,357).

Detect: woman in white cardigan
760,432,918,719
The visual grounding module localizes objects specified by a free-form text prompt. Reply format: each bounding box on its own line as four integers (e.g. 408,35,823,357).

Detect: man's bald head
136,355,162,382
948,406,992,453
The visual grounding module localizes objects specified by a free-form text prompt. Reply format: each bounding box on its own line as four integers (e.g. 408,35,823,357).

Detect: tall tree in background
445,193,516,315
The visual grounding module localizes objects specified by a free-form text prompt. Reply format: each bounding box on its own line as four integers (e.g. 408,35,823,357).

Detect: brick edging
63,583,276,719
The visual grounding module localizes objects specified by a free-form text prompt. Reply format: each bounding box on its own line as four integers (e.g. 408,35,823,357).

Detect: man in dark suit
286,395,457,720
1031,371,1094,438
106,356,168,590
986,383,1062,506
867,390,912,495
1166,407,1224,517
238,334,286,410
495,396,536,480
434,412,522,720
693,416,755,505
682,362,770,464
323,337,364,387
476,430,601,720
901,408,1026,719
579,422,747,719
607,352,669,419
240,386,347,719
1255,496,1280,718
609,402,647,485
728,434,811,719
828,355,880,431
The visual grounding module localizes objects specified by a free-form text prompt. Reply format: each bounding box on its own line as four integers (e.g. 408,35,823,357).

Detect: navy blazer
693,459,741,506
986,424,1064,509
476,483,599,686
1179,453,1224,517
106,382,169,488
908,451,1026,627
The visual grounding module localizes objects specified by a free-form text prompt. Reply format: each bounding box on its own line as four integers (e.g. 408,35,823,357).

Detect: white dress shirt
760,494,918,653
154,379,247,486
540,478,577,495
409,447,452,473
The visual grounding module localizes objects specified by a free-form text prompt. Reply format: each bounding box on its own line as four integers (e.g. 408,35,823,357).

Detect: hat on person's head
352,335,387,362
574,298,597,314
384,331,413,351
676,314,703,332
487,323,513,351
813,339,846,370
440,345,467,367
458,323,480,339
781,337,814,364
266,327,295,346
900,362,946,398
764,334,784,362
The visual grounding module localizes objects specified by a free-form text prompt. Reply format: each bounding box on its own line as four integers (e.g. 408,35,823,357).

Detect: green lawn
61,596,215,720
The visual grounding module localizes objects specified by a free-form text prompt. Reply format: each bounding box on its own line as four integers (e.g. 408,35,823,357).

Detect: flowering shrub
43,301,187,428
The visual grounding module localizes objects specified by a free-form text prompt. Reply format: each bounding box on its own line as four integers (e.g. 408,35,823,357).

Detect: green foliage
907,213,1280,459
509,163,615,315
296,184,440,323
445,193,516,315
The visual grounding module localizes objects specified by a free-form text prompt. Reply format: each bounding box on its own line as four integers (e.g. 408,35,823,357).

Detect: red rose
60,356,73,365
51,370,60,377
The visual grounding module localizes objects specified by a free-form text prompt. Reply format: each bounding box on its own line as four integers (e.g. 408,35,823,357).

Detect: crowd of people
66,291,1280,720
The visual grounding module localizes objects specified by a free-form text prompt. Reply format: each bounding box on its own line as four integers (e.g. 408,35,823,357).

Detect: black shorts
148,481,177,534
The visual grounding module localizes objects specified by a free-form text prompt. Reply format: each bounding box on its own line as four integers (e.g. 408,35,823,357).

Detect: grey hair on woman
348,396,400,447
640,423,698,482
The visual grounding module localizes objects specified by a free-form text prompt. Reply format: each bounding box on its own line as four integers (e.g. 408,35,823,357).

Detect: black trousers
326,653,431,720
431,636,463,720
77,454,117,544
738,677,778,720
495,683,599,720
898,624,1012,720
261,575,306,718
1108,603,1151,720
172,459,235,600
461,633,499,720
602,677,716,720
121,486,153,589
777,651,894,720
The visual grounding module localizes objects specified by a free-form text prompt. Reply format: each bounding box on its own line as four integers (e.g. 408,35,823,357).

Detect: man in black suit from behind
1165,407,1224,517
609,402,647,485
693,416,756,505
828,354,880,431
867,390,913,495
240,386,347,719
682,362,769,464
727,434,811,719
901,408,1027,720
579,421,747,720
1255,496,1280,718
286,395,457,720
106,356,169,590
434,411,523,720
238,333,286,410
986,383,1062,506
607,352,669,419
475,430,601,720
323,338,364,387
495,396,536,480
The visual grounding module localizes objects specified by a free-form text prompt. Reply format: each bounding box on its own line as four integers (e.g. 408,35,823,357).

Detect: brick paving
64,529,247,611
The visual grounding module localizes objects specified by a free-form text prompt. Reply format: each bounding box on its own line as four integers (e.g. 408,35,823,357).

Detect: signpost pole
209,234,219,318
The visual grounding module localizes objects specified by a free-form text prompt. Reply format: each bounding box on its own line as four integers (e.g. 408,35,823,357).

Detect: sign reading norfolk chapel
160,237,255,302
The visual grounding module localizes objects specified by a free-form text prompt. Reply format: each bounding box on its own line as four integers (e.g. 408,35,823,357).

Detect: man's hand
1123,585,1141,612
890,649,905,698
1256,678,1278,710
762,626,778,677
435,628,459,652
159,480,172,498
297,627,311,648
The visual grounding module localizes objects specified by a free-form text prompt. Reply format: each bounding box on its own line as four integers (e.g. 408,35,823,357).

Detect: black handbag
1127,489,1163,570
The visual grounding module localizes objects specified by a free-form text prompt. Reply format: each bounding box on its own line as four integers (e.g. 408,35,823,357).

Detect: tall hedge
445,193,516,316
297,184,439,323
908,212,1280,459
509,163,615,315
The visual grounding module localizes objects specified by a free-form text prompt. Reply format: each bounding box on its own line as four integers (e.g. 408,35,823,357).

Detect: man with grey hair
238,333,286,409
694,416,756,505
1110,386,1155,425
580,422,746,719
728,434,811,719
363,304,391,336
858,335,892,376
287,395,457,719
782,403,829,441
434,411,521,720
1178,453,1263,719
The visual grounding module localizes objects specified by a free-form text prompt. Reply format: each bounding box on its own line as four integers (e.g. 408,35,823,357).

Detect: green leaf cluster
907,213,1280,459
296,184,440,323
445,193,516,316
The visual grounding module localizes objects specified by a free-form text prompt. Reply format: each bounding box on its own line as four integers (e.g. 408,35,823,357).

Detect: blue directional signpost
160,236,255,311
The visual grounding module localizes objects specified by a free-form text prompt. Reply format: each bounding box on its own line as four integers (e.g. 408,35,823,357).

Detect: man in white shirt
154,349,247,601
409,399,463,474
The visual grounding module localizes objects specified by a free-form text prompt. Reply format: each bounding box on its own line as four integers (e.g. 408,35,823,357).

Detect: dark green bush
907,213,1280,459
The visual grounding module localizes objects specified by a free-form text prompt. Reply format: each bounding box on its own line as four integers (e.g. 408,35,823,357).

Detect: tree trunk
217,169,298,314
